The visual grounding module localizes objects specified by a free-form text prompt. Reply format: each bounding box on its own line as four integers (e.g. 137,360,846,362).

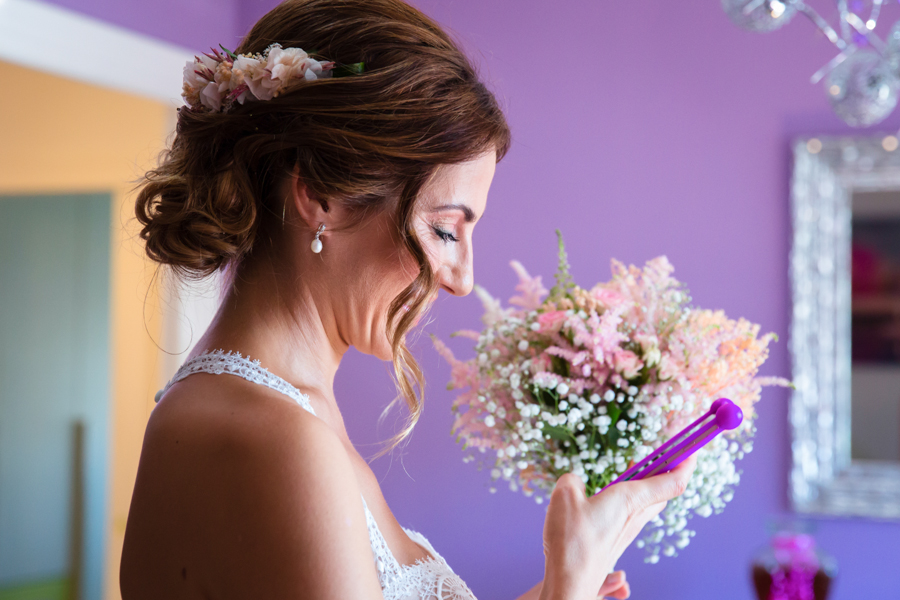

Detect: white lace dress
156,350,478,600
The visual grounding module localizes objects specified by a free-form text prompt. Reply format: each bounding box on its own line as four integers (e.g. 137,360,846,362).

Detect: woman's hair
134,0,511,449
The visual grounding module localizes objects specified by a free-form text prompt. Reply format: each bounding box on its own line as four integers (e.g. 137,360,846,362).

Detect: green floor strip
0,577,69,600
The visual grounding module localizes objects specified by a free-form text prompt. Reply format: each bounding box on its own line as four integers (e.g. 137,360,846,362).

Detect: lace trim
362,497,404,583
393,558,477,600
157,349,315,415
362,500,476,600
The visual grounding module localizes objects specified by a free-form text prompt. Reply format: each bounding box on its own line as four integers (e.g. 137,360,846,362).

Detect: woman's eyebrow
432,203,476,222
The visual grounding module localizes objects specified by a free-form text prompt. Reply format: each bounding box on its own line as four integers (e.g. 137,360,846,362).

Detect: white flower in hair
268,46,308,77
200,79,222,111
182,53,218,108
181,43,359,113
231,55,265,104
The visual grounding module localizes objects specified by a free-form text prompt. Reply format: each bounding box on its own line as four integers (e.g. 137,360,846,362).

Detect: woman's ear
286,164,331,230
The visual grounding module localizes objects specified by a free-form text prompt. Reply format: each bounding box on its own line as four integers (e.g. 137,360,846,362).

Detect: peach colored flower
230,55,264,104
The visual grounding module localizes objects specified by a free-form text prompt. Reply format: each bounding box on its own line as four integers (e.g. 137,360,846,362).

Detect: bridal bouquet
434,234,789,562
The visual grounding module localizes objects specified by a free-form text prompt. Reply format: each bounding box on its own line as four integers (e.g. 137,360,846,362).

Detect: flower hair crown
182,43,364,113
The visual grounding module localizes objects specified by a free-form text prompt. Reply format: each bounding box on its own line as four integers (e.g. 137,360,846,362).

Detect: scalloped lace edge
158,349,315,414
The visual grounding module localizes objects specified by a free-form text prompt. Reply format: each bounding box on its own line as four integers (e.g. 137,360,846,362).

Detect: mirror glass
851,190,900,463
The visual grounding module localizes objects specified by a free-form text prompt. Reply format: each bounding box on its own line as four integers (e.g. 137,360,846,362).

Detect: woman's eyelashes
431,223,459,243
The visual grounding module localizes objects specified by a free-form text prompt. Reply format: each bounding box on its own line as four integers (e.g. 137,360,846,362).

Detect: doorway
0,193,111,600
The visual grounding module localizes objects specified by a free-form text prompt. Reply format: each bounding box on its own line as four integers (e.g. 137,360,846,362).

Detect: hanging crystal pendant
722,0,797,32
886,21,900,71
825,49,899,127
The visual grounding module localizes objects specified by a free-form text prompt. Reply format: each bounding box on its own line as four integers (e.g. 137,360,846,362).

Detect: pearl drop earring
311,223,326,254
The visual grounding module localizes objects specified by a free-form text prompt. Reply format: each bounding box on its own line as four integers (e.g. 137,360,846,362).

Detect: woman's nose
438,257,474,297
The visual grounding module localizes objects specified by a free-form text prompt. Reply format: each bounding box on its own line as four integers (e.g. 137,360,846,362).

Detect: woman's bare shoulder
120,374,382,599
147,372,331,456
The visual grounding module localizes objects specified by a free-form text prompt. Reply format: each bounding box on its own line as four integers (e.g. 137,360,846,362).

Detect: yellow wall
0,59,171,600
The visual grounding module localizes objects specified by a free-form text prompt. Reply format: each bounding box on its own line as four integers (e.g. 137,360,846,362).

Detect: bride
120,0,695,598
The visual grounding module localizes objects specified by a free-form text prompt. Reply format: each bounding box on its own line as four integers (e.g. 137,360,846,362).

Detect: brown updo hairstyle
134,0,511,449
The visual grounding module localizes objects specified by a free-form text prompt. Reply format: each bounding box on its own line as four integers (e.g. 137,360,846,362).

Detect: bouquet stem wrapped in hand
434,233,789,562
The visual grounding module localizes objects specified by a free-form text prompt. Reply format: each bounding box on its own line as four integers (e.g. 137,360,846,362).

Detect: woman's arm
517,581,543,600
215,407,384,598
121,381,384,599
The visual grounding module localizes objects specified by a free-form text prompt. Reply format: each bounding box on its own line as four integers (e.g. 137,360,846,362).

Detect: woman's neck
189,251,351,437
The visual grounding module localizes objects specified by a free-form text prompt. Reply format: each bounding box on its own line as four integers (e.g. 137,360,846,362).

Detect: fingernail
608,570,624,583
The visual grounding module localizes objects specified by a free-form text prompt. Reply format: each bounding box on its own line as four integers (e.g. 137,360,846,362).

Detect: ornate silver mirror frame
790,135,900,518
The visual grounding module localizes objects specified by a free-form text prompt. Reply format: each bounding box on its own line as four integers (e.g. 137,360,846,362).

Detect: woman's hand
517,571,629,600
596,570,629,599
538,456,696,600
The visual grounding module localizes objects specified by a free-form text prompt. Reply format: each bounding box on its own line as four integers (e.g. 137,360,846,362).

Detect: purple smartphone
595,397,743,494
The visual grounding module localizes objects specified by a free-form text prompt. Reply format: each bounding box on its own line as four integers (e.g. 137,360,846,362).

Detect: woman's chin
356,337,394,362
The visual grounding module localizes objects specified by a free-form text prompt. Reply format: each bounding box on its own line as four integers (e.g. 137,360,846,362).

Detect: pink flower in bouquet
613,350,643,380
537,311,567,333
436,232,791,563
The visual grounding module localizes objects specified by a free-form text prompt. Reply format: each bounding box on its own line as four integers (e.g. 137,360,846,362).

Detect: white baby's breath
438,247,786,563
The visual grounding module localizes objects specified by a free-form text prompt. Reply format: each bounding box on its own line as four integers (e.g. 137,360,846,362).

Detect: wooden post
68,420,84,600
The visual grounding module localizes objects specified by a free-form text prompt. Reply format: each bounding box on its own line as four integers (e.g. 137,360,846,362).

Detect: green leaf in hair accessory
218,44,239,60
332,62,365,78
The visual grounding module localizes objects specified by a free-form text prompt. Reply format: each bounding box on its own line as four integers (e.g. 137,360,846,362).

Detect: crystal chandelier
723,0,900,127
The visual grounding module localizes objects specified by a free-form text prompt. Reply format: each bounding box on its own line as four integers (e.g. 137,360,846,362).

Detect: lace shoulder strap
361,497,404,588
156,349,315,415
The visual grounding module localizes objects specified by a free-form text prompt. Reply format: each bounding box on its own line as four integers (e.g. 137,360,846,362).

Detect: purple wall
42,0,241,51
48,0,900,597
328,2,900,598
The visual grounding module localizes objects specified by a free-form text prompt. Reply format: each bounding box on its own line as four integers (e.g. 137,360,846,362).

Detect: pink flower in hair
257,45,328,98
182,42,343,112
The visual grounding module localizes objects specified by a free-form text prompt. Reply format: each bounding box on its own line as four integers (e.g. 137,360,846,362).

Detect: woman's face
334,151,496,360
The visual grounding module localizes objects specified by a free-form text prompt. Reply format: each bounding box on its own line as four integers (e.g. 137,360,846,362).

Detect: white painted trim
158,273,223,387
0,0,192,105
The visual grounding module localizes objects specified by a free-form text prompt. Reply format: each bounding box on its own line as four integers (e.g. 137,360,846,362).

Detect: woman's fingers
542,458,694,598
618,454,696,513
603,580,630,599
597,570,625,594
599,570,624,591
597,571,629,599
556,472,587,496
